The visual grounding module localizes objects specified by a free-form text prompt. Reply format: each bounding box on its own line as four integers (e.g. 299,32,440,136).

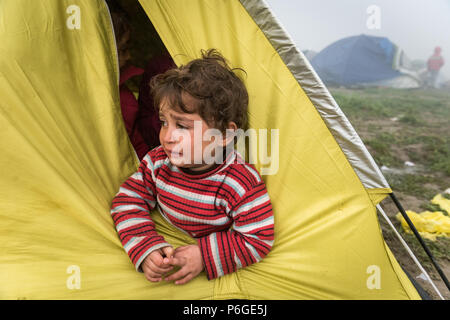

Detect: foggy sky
265,0,450,79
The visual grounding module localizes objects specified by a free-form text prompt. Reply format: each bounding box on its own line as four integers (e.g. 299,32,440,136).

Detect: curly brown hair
149,49,249,132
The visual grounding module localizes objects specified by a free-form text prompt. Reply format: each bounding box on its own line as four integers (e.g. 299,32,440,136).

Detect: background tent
311,34,421,88
0,0,425,299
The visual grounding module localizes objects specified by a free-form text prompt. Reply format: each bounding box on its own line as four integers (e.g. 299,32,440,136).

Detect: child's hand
141,246,174,282
165,245,204,285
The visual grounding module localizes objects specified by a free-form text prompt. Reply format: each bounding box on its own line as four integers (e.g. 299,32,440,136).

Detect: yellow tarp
0,0,420,299
431,193,450,214
396,193,450,241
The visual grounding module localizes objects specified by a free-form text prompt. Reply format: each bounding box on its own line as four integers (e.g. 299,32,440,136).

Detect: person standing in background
427,46,445,88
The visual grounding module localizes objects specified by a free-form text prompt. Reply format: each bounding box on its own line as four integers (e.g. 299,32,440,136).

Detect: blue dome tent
311,34,421,88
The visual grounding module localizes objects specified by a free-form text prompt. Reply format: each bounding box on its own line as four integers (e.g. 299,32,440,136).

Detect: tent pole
377,205,444,299
390,193,450,291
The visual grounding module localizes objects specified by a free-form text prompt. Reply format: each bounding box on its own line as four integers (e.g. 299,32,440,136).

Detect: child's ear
222,121,238,147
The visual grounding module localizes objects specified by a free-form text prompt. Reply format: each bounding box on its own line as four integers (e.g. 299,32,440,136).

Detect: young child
110,49,274,285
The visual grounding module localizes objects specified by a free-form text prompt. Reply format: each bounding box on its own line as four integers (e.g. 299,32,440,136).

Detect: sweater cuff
197,233,236,280
197,237,217,280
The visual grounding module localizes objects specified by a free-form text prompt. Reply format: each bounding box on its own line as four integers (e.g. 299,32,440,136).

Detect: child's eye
176,123,189,130
160,119,168,127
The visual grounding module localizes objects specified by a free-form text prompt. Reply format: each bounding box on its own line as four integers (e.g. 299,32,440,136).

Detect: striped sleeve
110,153,170,272
197,182,274,280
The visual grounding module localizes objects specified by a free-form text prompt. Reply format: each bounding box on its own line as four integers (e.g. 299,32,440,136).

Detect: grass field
330,87,450,299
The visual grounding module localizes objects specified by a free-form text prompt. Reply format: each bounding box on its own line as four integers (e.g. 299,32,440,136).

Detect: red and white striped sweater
111,146,274,280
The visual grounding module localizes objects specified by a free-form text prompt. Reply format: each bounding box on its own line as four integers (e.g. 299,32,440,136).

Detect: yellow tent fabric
367,188,392,205
0,0,420,299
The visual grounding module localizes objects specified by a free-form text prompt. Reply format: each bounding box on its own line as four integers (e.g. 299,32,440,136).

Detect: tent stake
390,193,450,292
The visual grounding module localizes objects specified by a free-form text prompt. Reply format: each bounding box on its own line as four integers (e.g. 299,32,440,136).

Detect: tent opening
106,0,176,160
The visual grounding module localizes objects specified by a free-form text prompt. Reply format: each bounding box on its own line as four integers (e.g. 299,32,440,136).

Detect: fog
265,0,450,79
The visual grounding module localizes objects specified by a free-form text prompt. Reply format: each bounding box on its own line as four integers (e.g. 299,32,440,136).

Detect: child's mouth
167,149,183,157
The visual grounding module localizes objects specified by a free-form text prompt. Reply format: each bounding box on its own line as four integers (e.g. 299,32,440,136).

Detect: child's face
158,95,230,171
118,30,130,69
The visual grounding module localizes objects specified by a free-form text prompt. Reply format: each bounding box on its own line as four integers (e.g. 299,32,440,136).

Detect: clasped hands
141,244,204,285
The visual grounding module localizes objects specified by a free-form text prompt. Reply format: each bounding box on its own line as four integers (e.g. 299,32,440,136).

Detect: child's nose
162,126,181,144
161,127,174,144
